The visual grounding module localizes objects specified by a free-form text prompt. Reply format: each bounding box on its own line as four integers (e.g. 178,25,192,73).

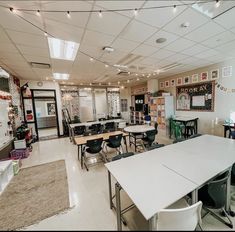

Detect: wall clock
37,81,43,87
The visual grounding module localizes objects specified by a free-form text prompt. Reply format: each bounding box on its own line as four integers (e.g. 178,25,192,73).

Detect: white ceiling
0,0,235,87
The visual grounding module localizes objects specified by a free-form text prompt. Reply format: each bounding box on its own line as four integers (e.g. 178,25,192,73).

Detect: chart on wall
176,81,215,111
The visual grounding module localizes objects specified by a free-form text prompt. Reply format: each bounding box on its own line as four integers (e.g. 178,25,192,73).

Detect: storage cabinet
149,96,174,130
130,111,144,125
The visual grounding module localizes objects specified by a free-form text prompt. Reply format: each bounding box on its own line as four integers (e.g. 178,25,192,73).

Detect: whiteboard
0,99,10,145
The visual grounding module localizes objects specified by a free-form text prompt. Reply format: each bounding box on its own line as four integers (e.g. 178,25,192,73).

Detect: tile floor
20,132,235,231
38,127,58,140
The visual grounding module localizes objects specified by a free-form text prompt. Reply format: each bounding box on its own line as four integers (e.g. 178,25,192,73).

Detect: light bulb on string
90,57,94,62
215,0,220,8
105,64,109,68
98,10,103,18
44,32,48,37
127,80,130,83
9,7,16,13
137,77,140,81
118,81,120,85
36,10,41,16
134,8,138,16
173,5,177,13
67,11,71,18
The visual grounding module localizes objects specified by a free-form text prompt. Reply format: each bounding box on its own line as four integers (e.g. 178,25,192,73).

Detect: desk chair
74,125,86,136
104,122,115,133
81,138,106,171
108,152,135,226
185,121,196,138
105,134,123,158
142,129,157,149
198,171,233,229
157,199,202,231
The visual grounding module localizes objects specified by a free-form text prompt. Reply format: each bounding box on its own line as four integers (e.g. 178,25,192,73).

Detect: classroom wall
20,80,63,135
158,58,235,136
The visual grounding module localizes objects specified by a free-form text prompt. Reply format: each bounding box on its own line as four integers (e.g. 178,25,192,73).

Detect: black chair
198,171,233,228
89,123,102,134
104,122,115,132
81,138,106,171
142,129,157,148
74,125,86,136
105,134,123,158
185,121,196,138
154,122,159,134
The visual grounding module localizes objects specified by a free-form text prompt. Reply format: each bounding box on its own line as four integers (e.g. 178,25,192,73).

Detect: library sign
176,81,215,112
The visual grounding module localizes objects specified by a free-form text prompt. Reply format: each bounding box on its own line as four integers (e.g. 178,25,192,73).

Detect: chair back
74,125,86,135
231,163,235,185
154,122,158,134
86,138,103,153
145,129,156,146
157,201,202,231
207,171,229,208
112,152,134,161
90,123,102,133
105,122,115,131
108,134,123,148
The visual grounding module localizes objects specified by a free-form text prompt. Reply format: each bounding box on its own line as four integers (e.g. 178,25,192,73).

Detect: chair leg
204,207,233,229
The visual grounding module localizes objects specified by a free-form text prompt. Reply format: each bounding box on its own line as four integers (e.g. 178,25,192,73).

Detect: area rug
0,160,70,231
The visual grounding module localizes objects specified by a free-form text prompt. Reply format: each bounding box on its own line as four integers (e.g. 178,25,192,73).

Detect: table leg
192,188,198,204
115,182,122,231
72,128,75,144
195,119,198,134
148,215,157,231
183,122,187,139
77,145,80,161
108,171,113,210
124,136,128,153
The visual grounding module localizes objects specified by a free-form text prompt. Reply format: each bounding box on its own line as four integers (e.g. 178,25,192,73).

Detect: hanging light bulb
9,7,16,13
215,0,220,8
105,64,109,68
108,82,111,85
135,73,138,76
173,5,177,13
118,81,120,85
98,10,103,18
67,11,71,18
90,57,94,62
36,10,41,16
44,32,48,37
134,8,138,16
137,77,140,81
127,80,130,83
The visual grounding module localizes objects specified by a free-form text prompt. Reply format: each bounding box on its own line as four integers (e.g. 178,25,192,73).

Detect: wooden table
74,131,128,170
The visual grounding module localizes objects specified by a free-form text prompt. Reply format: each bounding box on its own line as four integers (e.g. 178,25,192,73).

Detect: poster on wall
200,72,208,81
177,77,182,86
171,79,175,87
211,69,219,80
192,74,198,83
184,76,190,84
160,82,164,89
176,81,215,111
47,103,56,115
222,66,232,78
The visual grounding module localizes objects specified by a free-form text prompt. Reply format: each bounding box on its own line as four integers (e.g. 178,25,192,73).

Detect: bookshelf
149,96,174,130
130,111,144,125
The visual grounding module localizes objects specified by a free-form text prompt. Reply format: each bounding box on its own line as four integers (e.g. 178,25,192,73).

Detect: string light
44,32,48,36
9,7,15,13
36,10,41,16
127,80,130,83
134,8,138,16
90,57,94,62
67,11,71,18
108,82,111,85
173,5,177,13
99,10,103,18
118,81,120,85
135,73,138,76
215,0,220,8
137,77,140,81
105,64,109,68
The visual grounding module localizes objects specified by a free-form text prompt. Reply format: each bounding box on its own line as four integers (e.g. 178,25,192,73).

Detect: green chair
169,118,184,140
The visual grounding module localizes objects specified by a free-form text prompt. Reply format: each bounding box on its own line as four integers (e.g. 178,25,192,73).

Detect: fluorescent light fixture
114,64,128,69
53,73,69,80
48,37,79,61
0,67,10,78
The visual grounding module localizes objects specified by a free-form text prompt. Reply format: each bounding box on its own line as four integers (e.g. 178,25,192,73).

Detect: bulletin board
176,81,215,111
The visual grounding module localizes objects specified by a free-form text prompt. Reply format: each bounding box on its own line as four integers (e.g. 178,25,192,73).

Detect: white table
0,160,13,194
105,134,235,230
124,125,155,152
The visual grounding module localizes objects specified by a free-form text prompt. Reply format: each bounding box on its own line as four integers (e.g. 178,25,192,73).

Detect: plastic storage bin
14,139,26,150
10,148,30,160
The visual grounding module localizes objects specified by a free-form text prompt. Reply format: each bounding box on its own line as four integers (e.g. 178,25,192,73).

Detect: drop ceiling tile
163,8,209,36
150,48,176,59
164,37,196,52
16,45,50,57
22,54,51,64
139,57,160,66
111,38,139,53
194,49,220,59
184,21,225,42
164,53,189,62
0,43,19,53
132,44,158,56
51,60,73,73
78,44,104,59
86,7,131,36
181,44,208,56
215,39,235,52
214,7,235,29
119,20,157,43
82,30,115,47
180,56,201,65
201,31,235,48
136,0,187,28
6,29,48,48
144,29,179,48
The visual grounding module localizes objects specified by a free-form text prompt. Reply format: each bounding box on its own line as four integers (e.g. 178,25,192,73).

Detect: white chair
156,199,202,231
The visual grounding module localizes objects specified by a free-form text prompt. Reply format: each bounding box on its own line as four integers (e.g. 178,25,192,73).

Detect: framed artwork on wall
211,69,219,80
171,79,175,87
160,82,164,89
165,80,170,88
47,103,56,115
222,66,232,78
177,77,182,86
192,74,198,83
184,76,190,84
200,72,208,81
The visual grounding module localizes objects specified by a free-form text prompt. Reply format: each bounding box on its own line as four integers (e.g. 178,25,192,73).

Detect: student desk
105,135,235,230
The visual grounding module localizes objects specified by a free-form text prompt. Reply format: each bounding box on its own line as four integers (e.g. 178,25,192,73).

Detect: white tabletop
105,134,235,221
105,153,197,220
124,125,155,133
173,116,198,122
70,119,126,128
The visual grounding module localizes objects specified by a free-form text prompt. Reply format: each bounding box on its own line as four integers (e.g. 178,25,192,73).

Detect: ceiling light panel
53,73,69,80
48,37,79,61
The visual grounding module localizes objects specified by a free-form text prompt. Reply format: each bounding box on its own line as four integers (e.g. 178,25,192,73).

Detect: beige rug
0,160,70,231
